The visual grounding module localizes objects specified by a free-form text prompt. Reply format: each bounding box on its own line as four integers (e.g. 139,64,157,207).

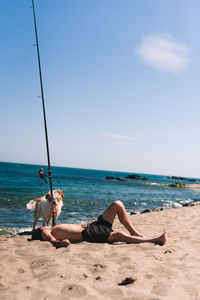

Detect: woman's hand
51,239,71,248
131,231,146,238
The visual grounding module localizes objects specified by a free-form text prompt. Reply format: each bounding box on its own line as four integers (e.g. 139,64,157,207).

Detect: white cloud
136,34,191,74
99,132,135,141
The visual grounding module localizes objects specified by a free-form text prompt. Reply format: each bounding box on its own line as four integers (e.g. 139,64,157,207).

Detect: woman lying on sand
32,200,167,248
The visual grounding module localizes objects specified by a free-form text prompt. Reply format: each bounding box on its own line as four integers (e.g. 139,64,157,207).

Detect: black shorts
82,215,113,243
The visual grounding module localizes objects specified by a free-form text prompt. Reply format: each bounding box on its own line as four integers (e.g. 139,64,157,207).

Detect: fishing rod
31,0,56,226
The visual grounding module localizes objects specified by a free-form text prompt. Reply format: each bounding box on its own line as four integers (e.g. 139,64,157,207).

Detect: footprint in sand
29,258,59,279
62,284,87,298
17,268,25,274
152,266,178,279
86,263,106,276
15,249,34,256
30,257,53,269
144,273,155,280
102,287,124,298
151,281,171,297
0,283,6,291
118,264,137,273
181,284,198,298
92,263,106,273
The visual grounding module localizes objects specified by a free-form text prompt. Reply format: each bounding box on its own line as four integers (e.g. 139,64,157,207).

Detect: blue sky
1,0,200,177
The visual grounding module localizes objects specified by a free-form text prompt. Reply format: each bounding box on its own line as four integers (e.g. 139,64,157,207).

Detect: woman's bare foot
154,231,167,246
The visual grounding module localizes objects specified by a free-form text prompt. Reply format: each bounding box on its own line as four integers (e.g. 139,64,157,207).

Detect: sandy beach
0,206,200,300
186,184,200,190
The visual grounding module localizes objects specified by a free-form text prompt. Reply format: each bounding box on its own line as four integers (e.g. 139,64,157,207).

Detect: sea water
0,161,200,234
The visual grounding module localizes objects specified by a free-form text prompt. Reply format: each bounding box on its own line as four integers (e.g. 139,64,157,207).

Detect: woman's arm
41,229,71,248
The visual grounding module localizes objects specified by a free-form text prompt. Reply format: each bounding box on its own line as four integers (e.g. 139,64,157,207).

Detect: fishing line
31,0,55,226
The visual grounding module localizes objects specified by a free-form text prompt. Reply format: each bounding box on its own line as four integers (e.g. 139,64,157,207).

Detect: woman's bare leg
108,230,167,246
102,201,143,236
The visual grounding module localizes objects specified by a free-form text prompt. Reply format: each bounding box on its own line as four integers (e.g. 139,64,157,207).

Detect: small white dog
26,189,64,230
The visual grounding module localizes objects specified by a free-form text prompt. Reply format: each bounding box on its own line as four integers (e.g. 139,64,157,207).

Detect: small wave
162,201,183,208
0,226,32,235
180,199,193,205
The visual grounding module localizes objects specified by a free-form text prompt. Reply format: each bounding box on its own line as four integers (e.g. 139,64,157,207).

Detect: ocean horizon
1,161,200,234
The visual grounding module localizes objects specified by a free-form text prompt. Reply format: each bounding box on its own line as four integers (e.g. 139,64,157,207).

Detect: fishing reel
38,168,48,184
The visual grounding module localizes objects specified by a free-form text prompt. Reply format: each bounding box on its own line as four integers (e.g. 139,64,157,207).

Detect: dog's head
45,189,64,209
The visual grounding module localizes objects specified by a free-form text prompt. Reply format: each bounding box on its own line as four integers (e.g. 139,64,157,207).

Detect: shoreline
1,205,200,299
1,200,200,236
